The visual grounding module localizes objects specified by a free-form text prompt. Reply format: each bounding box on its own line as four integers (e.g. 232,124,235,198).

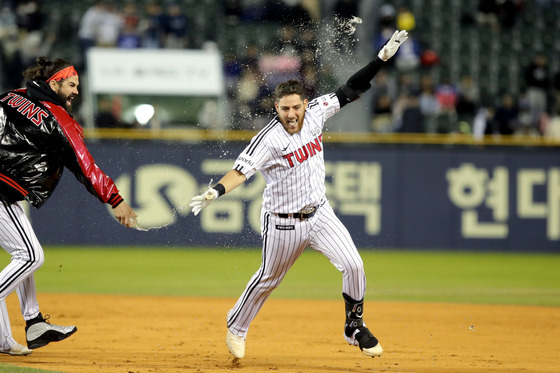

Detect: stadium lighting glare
134,104,155,126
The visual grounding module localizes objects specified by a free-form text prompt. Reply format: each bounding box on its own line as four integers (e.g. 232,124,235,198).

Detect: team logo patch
276,225,295,230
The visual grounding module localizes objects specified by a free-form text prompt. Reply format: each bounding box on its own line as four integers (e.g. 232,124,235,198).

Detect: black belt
277,207,317,220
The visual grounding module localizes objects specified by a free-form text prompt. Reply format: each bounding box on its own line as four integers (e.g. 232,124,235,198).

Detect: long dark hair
22,56,73,82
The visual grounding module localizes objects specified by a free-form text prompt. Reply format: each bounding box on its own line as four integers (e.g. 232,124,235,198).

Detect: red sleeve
42,102,123,208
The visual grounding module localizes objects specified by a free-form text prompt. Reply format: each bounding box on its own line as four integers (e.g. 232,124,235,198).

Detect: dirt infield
1,293,559,373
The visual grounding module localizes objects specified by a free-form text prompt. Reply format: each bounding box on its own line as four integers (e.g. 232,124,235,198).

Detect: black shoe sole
27,327,77,349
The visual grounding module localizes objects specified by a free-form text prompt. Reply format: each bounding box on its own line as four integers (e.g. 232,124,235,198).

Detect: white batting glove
378,30,409,61
189,188,219,216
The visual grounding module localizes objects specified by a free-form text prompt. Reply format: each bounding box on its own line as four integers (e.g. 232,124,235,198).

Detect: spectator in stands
378,3,396,29
372,5,419,71
233,66,272,129
239,43,260,70
78,1,106,70
224,52,243,99
472,104,496,139
494,93,519,135
370,70,396,132
435,77,458,133
396,5,415,31
140,2,165,48
15,0,43,34
97,4,122,48
95,96,119,128
456,75,480,129
0,4,17,41
163,2,189,48
117,23,141,49
516,94,538,135
122,2,139,31
15,1,53,67
275,25,299,56
371,93,394,133
418,75,440,133
524,53,550,123
398,91,424,133
374,3,398,67
396,72,417,97
371,69,397,105
393,31,421,71
116,2,140,50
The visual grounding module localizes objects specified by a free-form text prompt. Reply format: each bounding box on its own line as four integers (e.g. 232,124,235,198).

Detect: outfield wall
29,137,560,252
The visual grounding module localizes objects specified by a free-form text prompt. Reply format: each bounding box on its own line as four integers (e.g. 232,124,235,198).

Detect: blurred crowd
0,0,53,90
1,0,560,137
368,0,560,138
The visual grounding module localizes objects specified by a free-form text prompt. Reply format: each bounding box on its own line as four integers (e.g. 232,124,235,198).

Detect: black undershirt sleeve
335,56,385,108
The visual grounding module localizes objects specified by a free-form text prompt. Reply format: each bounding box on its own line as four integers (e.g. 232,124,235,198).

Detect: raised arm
336,29,408,107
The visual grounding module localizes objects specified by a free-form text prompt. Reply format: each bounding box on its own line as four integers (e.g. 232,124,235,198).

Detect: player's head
23,56,79,112
274,79,308,135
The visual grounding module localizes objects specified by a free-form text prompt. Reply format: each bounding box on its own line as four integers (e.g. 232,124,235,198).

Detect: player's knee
346,259,365,277
14,244,45,270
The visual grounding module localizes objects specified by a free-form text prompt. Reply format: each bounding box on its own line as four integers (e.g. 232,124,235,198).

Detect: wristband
213,183,226,197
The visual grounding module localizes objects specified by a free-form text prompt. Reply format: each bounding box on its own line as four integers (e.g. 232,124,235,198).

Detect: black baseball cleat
343,293,383,357
345,325,383,357
25,313,77,349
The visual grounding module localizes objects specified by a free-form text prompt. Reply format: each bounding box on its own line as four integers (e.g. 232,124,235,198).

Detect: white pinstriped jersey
233,93,340,213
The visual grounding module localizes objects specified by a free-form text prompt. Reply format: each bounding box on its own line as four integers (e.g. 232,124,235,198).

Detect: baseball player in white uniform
191,30,408,359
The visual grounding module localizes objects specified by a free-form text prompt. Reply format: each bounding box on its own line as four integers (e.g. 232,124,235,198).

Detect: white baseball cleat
25,313,77,349
0,342,32,356
226,329,245,359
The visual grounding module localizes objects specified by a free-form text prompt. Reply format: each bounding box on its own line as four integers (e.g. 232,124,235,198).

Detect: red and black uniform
0,80,122,208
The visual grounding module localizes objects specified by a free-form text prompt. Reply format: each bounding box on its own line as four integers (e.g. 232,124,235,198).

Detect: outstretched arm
336,29,408,107
112,201,138,228
190,170,247,216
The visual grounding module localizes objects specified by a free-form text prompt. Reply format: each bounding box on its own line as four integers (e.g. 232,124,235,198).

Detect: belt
277,207,317,220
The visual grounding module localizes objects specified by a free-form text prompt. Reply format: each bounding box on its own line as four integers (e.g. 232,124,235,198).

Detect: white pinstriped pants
0,200,44,348
227,201,366,337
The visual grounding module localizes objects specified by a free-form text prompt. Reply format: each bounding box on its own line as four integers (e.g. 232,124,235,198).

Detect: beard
280,116,304,135
57,91,73,112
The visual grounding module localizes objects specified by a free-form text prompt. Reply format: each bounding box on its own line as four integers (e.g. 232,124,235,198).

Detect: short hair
275,79,306,101
22,56,73,82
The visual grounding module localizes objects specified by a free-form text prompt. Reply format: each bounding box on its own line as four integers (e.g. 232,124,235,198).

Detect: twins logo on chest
282,134,323,168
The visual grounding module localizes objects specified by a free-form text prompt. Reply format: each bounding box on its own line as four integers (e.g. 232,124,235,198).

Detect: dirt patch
1,293,559,372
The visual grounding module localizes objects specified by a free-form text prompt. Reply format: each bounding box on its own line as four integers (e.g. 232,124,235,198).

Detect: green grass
29,246,560,307
0,364,62,373
2,247,559,373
